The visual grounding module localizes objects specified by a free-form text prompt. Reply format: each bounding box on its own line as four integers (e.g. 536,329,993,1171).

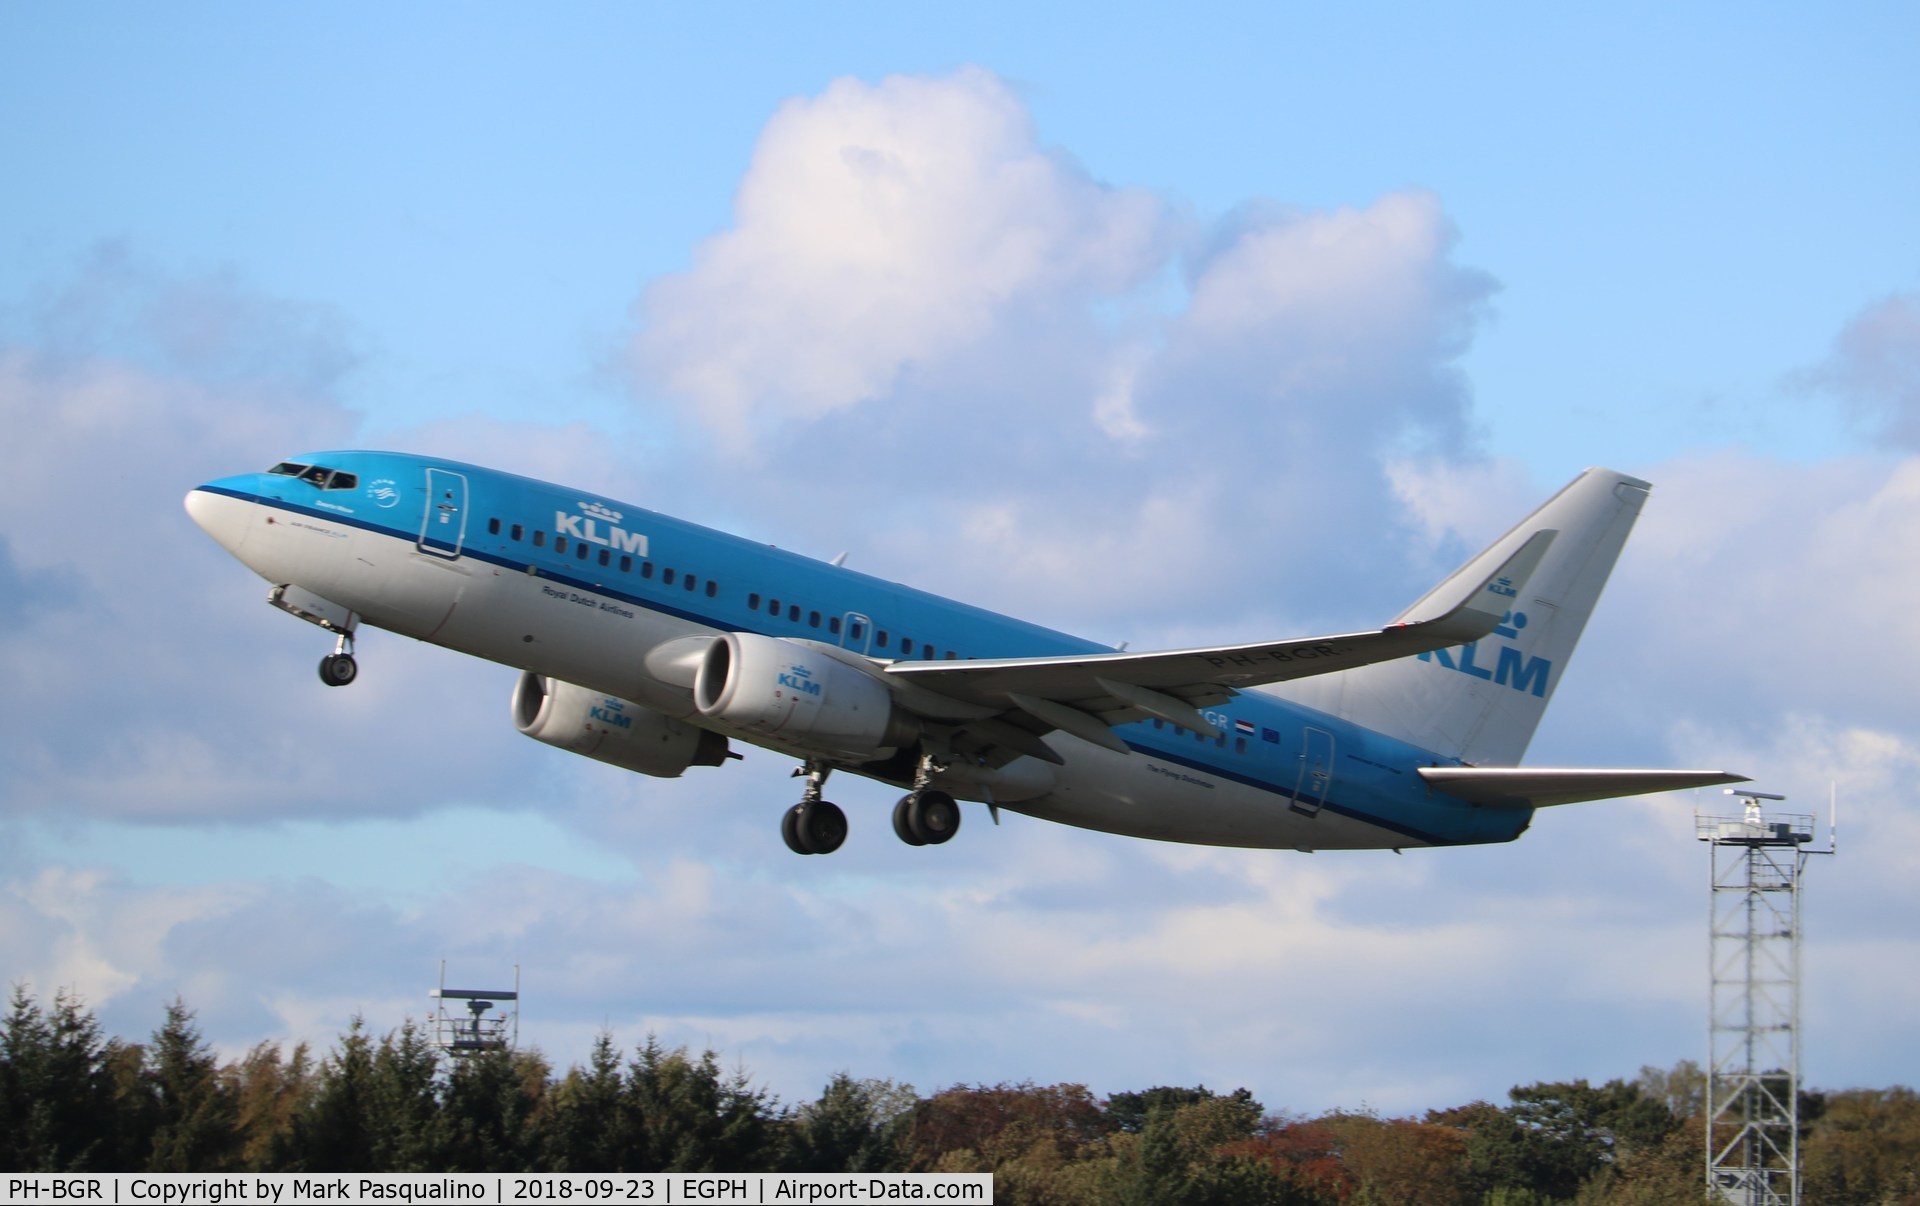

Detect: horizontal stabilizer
1418,766,1750,808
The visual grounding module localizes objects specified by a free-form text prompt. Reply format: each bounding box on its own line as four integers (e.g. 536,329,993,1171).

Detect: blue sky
3,2,1918,1117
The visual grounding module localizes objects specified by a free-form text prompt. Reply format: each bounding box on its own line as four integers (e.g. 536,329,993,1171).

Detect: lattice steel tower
1697,789,1833,1205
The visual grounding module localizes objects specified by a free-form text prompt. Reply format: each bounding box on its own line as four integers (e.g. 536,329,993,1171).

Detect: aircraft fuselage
187,451,1535,852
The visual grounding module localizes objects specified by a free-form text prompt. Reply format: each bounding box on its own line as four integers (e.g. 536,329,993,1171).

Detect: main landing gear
779,752,963,855
782,761,848,855
894,751,960,846
318,630,358,687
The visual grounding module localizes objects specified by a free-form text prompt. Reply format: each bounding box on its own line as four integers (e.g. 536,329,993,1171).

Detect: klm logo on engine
554,501,648,555
590,697,633,730
778,665,822,697
1418,610,1552,697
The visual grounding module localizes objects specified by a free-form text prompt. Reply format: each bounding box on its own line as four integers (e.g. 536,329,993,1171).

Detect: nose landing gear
267,584,362,688
318,630,358,687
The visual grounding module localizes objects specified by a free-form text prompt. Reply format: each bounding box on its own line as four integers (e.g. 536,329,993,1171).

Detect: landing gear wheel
915,790,961,844
896,790,960,846
782,761,846,854
893,796,928,847
318,653,358,687
788,800,847,855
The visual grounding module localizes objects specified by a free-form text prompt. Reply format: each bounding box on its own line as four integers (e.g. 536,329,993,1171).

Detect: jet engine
513,672,731,778
693,632,917,759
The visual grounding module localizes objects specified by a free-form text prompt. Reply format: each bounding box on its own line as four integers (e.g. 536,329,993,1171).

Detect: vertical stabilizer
1276,469,1651,765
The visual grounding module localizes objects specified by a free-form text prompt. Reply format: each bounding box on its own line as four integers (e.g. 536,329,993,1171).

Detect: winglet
1411,528,1557,644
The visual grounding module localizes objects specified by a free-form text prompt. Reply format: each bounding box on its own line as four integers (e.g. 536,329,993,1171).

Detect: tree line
4,987,1917,1204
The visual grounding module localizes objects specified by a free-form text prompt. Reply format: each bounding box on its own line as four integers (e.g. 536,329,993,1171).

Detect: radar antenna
431,961,520,1057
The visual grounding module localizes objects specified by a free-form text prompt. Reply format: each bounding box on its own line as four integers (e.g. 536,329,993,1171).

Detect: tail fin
1276,468,1651,765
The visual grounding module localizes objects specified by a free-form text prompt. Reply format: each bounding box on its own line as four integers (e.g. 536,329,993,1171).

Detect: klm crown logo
777,665,823,697
589,697,632,730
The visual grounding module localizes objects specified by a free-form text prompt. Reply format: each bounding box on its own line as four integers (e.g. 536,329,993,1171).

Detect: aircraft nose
184,485,254,557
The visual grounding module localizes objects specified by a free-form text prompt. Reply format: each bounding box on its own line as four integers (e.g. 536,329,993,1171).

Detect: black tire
781,804,810,854
799,800,847,855
319,653,358,687
893,795,927,846
914,790,961,845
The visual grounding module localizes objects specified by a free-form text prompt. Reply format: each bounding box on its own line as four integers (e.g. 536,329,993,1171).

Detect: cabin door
1292,726,1335,817
839,612,873,654
418,468,469,559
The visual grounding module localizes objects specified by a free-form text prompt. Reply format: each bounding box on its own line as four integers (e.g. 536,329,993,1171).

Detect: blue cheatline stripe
197,485,728,631
1126,740,1451,845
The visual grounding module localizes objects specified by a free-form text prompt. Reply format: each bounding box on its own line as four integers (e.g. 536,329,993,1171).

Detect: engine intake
513,672,731,778
694,633,916,759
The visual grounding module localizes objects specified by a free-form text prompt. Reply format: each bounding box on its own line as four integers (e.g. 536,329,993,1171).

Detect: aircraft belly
278,522,710,714
329,529,463,639
1007,741,1421,850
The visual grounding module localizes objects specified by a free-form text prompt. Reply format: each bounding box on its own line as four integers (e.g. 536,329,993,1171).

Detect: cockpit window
271,462,358,490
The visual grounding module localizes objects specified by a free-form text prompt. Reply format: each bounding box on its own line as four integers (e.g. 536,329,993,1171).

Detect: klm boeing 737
185,454,1744,855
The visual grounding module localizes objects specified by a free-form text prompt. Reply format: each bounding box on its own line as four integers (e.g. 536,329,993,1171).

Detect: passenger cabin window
809,611,821,628
788,604,801,622
598,548,610,566
488,518,501,535
685,574,698,592
749,593,762,610
555,536,569,554
663,568,675,586
576,543,589,560
533,531,546,548
828,617,841,635
511,524,524,541
619,555,632,572
876,631,889,649
706,581,718,598
642,562,654,579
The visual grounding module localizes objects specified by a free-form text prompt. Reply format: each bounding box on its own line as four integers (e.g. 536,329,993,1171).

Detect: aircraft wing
1416,766,1750,807
882,530,1557,762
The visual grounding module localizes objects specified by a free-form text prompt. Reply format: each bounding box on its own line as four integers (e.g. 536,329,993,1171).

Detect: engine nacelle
693,633,916,759
513,672,731,778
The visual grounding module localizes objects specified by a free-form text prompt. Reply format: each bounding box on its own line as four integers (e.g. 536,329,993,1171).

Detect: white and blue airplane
185,454,1744,855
